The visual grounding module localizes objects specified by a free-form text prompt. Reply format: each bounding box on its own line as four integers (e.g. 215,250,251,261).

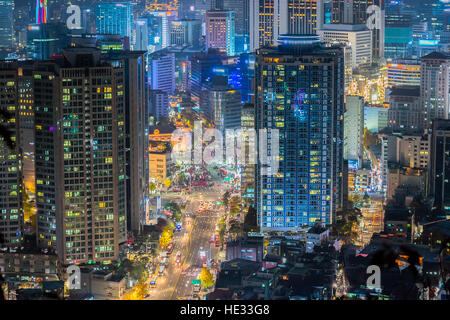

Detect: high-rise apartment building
34,48,127,264
0,61,24,247
104,50,149,235
255,35,344,230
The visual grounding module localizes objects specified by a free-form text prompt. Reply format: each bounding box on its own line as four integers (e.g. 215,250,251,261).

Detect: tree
200,267,214,289
163,179,171,188
159,225,173,248
228,220,242,239
222,191,231,209
362,127,380,150
149,182,156,193
134,279,149,300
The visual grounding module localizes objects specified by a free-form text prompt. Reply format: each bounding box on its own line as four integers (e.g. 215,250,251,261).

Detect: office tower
104,51,149,235
135,19,149,51
149,50,176,95
181,60,191,91
388,86,421,132
203,85,242,132
287,0,323,35
331,0,384,61
178,0,196,19
150,89,169,120
96,1,133,42
169,19,201,48
241,103,256,200
0,61,24,247
344,96,364,165
189,51,223,107
16,63,35,202
147,11,172,51
82,8,97,34
430,119,450,214
384,13,412,60
223,0,250,52
420,52,450,130
0,0,14,49
318,24,372,69
249,0,323,52
34,48,127,264
206,10,235,56
26,23,70,60
255,35,344,230
387,60,421,87
331,0,353,24
249,0,280,52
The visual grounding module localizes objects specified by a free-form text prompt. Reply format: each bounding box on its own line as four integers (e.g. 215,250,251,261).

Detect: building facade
255,35,344,230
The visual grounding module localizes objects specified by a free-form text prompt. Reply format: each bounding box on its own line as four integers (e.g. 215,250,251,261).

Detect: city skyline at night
0,0,449,307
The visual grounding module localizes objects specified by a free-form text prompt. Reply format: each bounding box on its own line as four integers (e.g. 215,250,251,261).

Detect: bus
158,265,165,277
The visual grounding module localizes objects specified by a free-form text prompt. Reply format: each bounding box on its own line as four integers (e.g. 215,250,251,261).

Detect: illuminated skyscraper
26,23,70,60
96,1,133,42
331,0,385,60
149,49,176,95
135,18,149,51
34,48,127,264
249,0,323,52
420,52,450,130
255,35,344,230
0,61,24,247
0,0,14,49
206,10,235,56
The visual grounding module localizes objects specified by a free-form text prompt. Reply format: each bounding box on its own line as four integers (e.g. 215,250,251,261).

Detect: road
147,191,224,300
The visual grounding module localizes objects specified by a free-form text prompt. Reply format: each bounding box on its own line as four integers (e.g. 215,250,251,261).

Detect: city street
147,190,225,300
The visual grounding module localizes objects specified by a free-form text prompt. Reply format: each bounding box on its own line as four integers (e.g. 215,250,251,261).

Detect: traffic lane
147,212,194,299
172,215,222,299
